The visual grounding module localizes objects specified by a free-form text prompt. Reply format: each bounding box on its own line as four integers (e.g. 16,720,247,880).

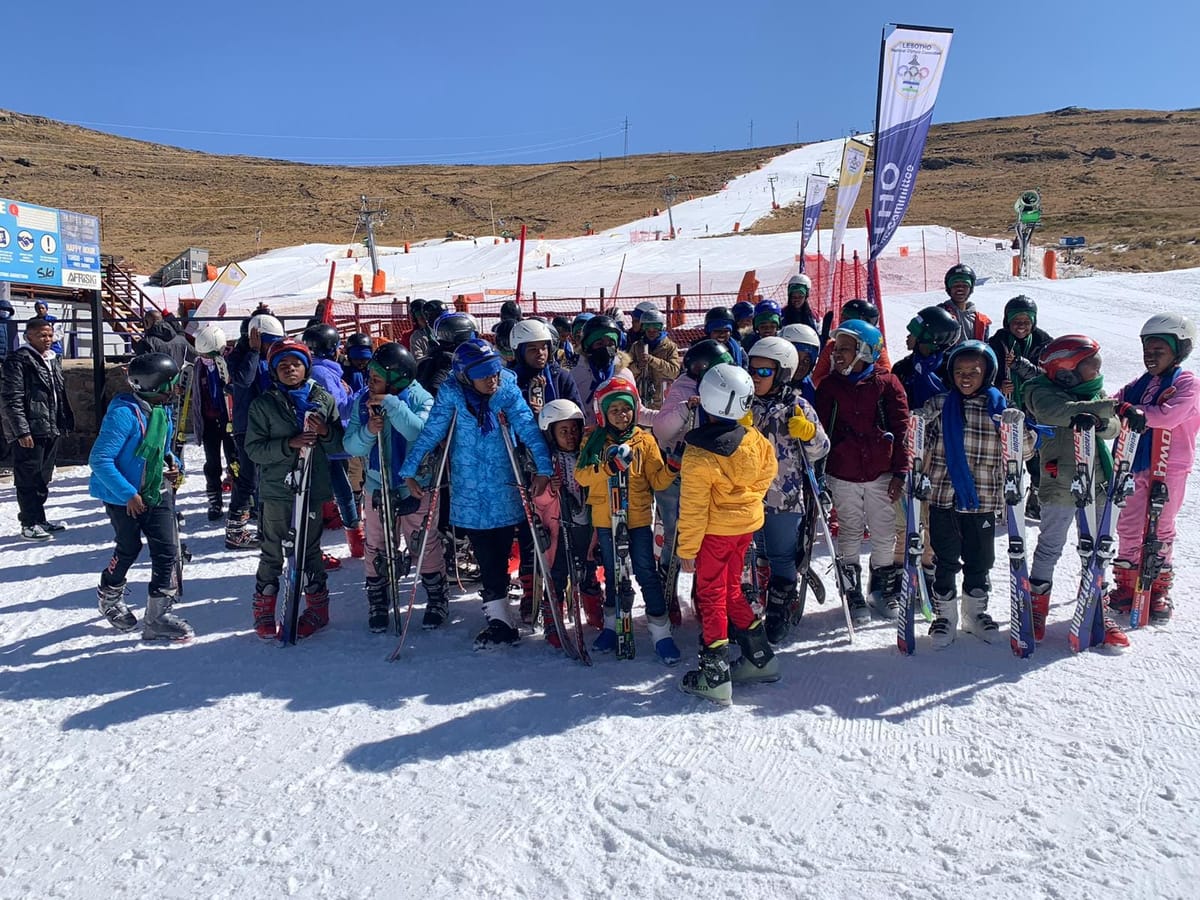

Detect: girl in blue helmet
398,338,554,649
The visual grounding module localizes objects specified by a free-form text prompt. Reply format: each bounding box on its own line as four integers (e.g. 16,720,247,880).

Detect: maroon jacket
814,367,910,483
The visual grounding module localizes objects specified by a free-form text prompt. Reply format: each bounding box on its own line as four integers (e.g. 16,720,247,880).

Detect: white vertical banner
826,138,871,305
188,262,248,331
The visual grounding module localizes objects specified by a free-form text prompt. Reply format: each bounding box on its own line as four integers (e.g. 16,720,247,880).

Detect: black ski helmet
345,332,373,362
369,342,418,389
704,306,736,333
683,339,734,381
908,305,960,352
580,314,621,350
499,300,523,322
423,299,447,323
944,263,977,293
840,298,880,327
410,298,428,322
1004,294,1038,326
434,312,478,349
127,352,180,396
302,323,341,359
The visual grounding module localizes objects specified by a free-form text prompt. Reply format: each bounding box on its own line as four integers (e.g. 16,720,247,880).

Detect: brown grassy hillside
1,106,1196,274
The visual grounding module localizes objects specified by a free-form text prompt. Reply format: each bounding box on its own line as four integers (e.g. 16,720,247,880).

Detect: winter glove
1115,402,1148,433
1009,356,1041,382
1070,413,1101,431
605,443,634,475
788,405,816,441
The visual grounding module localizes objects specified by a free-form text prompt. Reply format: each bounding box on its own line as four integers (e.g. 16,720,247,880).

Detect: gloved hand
1070,413,1101,431
788,406,816,441
1009,356,1041,382
1116,402,1148,433
605,443,634,475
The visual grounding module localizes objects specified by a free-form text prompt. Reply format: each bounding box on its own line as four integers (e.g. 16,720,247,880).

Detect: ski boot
647,614,681,666
252,583,278,641
730,619,781,685
1102,615,1130,650
321,552,342,571
580,577,605,630
474,595,520,649
206,490,224,522
224,514,260,551
1150,565,1173,624
1107,559,1136,614
421,571,450,630
322,500,343,531
1025,486,1042,522
1029,580,1052,642
764,576,800,645
98,579,137,633
839,563,870,627
541,598,564,649
680,642,732,707
517,573,536,625
871,565,901,620
296,586,330,640
961,588,999,643
929,590,959,650
142,590,194,642
345,524,366,559
366,575,389,634
592,607,618,653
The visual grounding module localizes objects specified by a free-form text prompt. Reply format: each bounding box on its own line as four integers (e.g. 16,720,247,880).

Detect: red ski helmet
1040,334,1100,387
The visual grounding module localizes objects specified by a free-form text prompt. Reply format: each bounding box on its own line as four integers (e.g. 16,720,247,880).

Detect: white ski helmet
509,318,558,352
699,363,755,421
779,323,821,355
633,300,659,319
248,313,285,340
193,323,228,356
787,273,812,296
538,398,585,431
747,335,799,384
1140,313,1195,362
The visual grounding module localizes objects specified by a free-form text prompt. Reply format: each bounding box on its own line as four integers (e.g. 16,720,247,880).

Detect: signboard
0,199,102,290
1059,236,1086,248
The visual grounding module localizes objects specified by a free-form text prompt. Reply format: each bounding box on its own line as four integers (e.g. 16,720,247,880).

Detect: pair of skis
1068,420,1139,652
278,416,317,646
1130,428,1170,629
387,415,455,662
1000,409,1036,658
608,465,637,659
798,451,855,642
898,412,934,655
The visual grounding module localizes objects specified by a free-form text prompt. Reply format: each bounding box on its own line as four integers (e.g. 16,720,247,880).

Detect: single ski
899,411,933,655
1000,408,1035,659
278,420,316,646
499,415,579,661
388,415,455,662
799,451,854,642
608,465,637,659
1129,426,1166,629
555,483,594,666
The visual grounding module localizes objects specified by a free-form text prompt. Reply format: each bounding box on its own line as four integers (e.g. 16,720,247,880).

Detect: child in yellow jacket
576,377,677,662
677,364,779,706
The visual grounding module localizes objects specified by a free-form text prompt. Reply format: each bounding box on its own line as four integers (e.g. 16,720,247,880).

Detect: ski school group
79,264,1199,706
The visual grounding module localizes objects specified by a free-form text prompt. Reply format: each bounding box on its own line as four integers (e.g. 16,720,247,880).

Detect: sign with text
1059,236,1086,248
0,199,102,290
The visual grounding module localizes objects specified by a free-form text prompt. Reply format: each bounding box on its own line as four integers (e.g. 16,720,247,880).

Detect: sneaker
1102,616,1130,650
98,581,138,632
20,524,52,542
40,520,67,533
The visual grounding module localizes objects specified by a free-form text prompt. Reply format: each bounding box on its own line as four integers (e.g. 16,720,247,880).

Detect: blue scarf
586,359,616,403
846,363,875,384
516,360,560,402
358,392,409,489
285,380,321,431
942,387,1007,510
346,366,368,395
907,351,947,410
463,383,496,435
1125,367,1179,473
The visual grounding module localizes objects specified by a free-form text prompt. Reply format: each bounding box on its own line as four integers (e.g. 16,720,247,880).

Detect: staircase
101,256,166,345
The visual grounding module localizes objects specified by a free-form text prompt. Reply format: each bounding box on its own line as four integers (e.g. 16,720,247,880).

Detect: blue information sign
1059,236,1086,248
0,199,102,290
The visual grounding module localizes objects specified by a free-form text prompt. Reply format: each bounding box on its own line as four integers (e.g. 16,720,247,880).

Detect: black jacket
134,323,196,370
1,346,74,441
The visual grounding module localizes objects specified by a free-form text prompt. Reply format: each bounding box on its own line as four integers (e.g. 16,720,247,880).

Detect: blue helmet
832,319,884,366
452,338,503,383
946,340,998,387
732,301,755,322
753,299,782,326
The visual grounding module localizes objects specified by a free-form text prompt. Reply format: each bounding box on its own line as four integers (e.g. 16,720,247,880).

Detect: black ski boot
871,565,901,620
680,642,732,707
730,620,781,685
206,490,224,522
142,590,194,642
366,575,389,634
98,579,137,632
421,571,450,630
764,576,801,644
840,563,870,626
474,595,519,649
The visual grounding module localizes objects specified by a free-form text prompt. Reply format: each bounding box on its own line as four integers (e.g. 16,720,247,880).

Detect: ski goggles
750,366,777,379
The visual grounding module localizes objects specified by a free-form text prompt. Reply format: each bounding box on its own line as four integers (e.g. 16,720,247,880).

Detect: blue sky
2,0,1193,165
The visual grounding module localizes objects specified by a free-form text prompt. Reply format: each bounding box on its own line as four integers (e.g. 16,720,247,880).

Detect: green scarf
580,424,636,468
1030,374,1113,484
134,405,170,506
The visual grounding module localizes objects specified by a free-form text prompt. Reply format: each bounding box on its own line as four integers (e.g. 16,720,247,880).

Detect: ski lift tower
357,195,388,276
1014,190,1042,277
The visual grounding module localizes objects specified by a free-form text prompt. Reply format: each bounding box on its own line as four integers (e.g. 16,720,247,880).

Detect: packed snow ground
5,161,1200,897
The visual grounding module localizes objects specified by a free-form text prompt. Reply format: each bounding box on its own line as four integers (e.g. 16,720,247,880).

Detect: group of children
83,265,1199,707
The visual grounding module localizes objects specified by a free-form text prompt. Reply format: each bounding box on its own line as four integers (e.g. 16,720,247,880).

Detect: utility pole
749,120,754,148
357,195,388,274
664,175,678,239
623,116,629,162
767,175,778,209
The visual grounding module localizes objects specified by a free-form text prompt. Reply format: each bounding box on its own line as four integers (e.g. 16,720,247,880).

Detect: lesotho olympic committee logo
891,42,944,100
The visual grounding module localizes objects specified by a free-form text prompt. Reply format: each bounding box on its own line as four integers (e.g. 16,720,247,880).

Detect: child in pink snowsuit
1110,314,1200,623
